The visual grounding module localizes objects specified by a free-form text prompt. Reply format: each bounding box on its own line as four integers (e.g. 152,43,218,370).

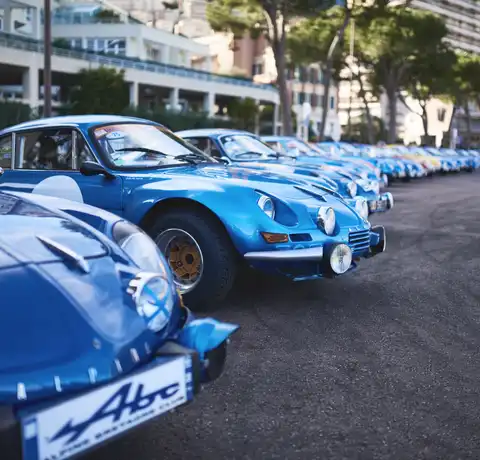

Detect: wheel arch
139,197,239,253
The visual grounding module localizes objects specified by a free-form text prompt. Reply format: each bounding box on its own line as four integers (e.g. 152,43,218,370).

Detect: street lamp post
43,0,52,117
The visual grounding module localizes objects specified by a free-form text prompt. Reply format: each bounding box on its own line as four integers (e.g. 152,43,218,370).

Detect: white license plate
21,356,191,460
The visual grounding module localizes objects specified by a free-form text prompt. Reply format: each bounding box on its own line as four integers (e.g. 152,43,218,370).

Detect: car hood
124,164,335,200
235,161,339,192
0,192,108,264
0,257,159,405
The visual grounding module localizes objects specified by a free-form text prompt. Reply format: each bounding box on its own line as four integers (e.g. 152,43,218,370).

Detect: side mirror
0,167,4,176
80,161,115,179
218,157,230,165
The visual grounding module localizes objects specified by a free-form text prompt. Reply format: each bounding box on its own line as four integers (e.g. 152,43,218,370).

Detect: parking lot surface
89,173,480,460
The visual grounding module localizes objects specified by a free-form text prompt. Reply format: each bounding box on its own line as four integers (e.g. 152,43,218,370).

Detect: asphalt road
89,172,480,460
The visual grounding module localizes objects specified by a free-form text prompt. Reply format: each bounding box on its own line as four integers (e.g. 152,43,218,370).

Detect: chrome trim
17,383,27,400
130,348,140,363
144,342,152,354
114,359,123,373
54,376,62,392
36,235,90,274
88,367,97,384
11,132,15,170
244,246,324,261
72,130,78,170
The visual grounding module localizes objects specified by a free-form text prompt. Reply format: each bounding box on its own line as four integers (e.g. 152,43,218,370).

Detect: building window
252,62,264,76
299,92,305,104
84,38,126,55
330,96,335,109
311,94,318,107
318,69,323,83
437,108,446,122
70,38,83,49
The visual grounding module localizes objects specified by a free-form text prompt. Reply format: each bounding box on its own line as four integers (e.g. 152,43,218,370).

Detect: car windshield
282,139,318,156
92,123,214,168
218,134,275,160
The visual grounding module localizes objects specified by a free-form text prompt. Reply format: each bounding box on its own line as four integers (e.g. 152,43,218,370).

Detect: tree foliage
69,67,130,115
227,97,260,131
206,0,336,136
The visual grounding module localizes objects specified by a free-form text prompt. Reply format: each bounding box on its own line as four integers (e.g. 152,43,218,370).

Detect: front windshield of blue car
281,138,318,157
218,134,275,160
92,123,214,168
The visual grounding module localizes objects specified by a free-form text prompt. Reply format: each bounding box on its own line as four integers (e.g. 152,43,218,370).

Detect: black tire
147,208,238,311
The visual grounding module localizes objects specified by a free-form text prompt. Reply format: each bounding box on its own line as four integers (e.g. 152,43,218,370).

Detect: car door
0,128,124,215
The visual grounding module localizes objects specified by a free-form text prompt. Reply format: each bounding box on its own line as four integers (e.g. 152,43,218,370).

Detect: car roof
176,128,253,138
0,115,158,134
261,135,296,141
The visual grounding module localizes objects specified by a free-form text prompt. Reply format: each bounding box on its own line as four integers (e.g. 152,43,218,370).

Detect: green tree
402,43,456,144
69,67,130,115
227,97,260,131
447,53,480,147
288,5,352,141
206,0,337,136
94,9,121,22
356,7,449,143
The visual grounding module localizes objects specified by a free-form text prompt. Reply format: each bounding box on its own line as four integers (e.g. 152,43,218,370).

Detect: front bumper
2,312,238,460
243,225,386,280
368,192,394,214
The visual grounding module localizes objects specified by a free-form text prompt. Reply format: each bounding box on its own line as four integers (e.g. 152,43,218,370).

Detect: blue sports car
177,129,393,216
0,186,238,460
0,116,386,308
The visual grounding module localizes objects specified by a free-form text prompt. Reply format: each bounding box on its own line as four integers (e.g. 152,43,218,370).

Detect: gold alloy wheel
156,228,204,293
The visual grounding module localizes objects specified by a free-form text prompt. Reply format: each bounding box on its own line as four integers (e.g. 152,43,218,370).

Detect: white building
0,0,279,117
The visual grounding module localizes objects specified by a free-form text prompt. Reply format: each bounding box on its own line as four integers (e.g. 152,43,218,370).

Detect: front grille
348,229,370,254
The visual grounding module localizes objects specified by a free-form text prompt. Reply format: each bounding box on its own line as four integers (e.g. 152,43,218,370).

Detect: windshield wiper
116,147,199,165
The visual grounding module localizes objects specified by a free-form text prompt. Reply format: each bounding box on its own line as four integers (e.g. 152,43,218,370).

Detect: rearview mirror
80,161,115,179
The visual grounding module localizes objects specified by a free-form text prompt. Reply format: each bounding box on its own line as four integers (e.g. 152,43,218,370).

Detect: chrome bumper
244,245,324,261
368,192,394,213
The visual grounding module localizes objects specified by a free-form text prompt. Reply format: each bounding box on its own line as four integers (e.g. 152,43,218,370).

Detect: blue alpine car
0,186,238,460
177,129,393,216
0,116,386,308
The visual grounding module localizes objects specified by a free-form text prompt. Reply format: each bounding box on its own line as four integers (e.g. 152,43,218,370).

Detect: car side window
186,137,209,153
0,135,13,169
209,140,222,159
14,129,95,171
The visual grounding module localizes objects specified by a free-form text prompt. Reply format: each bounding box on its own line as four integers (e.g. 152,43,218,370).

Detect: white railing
0,31,278,93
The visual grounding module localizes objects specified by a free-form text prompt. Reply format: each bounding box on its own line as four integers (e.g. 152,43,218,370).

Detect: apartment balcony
0,31,279,103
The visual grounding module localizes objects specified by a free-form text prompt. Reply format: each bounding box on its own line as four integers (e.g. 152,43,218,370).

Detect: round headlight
330,244,353,275
112,221,170,277
346,181,357,197
127,273,174,333
257,194,275,219
354,198,369,220
317,206,336,235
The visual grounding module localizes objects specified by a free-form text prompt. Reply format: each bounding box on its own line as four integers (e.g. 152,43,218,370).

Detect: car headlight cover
317,206,336,235
257,193,275,219
112,220,170,277
354,198,369,220
127,272,174,333
330,244,353,275
347,181,357,197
